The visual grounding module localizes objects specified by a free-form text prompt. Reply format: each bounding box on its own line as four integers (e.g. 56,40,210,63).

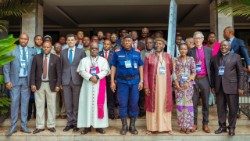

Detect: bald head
220,40,231,54
91,41,98,48
90,42,99,57
19,33,29,47
19,33,29,39
223,26,235,40
224,26,235,34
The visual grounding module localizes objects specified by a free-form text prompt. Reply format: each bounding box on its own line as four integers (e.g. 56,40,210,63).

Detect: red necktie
105,51,108,59
43,56,48,79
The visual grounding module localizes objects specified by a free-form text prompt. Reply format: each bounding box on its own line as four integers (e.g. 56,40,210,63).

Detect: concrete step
1,106,250,127
0,126,250,141
1,116,249,128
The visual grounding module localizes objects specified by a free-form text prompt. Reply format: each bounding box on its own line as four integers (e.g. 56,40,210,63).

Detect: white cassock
77,56,110,128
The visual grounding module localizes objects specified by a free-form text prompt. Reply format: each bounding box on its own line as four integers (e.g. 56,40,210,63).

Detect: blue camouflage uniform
111,47,143,118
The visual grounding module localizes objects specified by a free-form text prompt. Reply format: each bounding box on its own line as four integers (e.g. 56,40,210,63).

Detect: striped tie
43,55,48,79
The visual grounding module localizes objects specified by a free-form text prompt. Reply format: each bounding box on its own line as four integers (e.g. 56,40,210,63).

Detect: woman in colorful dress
143,37,173,134
173,43,196,134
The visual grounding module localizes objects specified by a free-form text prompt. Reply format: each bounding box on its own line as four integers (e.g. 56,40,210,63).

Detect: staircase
0,107,249,141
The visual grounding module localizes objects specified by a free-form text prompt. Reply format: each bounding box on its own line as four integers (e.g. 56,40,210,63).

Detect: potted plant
0,35,16,123
218,0,250,17
0,0,35,123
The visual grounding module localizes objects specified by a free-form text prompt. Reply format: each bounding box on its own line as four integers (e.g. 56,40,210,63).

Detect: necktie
104,51,108,59
69,49,73,64
22,47,27,61
22,47,27,76
43,55,48,79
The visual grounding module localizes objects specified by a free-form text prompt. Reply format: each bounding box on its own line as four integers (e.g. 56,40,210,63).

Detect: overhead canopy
6,0,250,30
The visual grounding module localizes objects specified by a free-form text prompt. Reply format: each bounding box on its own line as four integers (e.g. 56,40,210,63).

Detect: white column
22,3,43,47
210,0,218,34
210,0,233,41
167,0,177,56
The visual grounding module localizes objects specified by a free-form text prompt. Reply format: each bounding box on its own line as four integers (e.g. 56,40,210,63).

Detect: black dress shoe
33,129,45,134
6,127,17,136
96,128,105,134
215,127,227,134
139,112,146,117
63,125,74,132
20,127,31,133
109,114,115,120
73,126,80,132
48,127,56,133
81,127,91,134
229,129,235,136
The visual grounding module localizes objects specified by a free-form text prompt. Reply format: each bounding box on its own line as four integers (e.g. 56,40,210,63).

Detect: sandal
180,128,185,133
146,131,152,135
189,128,195,133
168,131,174,135
185,129,190,134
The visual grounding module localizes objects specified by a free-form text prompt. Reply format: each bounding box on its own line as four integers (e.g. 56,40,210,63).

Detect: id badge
21,61,26,68
125,60,132,68
159,66,166,74
134,62,138,68
218,66,225,76
181,75,188,82
90,66,97,75
196,63,202,73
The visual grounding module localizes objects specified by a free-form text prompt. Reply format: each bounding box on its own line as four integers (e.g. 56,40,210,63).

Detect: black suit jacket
30,53,62,92
230,37,250,66
210,52,244,94
188,46,212,83
60,48,86,85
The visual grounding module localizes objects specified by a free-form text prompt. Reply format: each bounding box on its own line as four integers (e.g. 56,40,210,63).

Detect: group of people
2,26,249,137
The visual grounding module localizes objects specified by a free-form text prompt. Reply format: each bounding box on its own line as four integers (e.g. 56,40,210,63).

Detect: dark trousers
106,76,117,117
63,79,81,126
117,82,139,118
138,90,145,116
216,88,239,129
193,76,210,125
28,93,36,120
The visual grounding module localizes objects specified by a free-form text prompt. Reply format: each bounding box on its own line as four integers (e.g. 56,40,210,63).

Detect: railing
239,59,250,119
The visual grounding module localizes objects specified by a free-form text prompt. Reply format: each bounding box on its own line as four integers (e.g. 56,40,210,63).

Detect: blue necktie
69,49,73,64
22,47,27,76
22,47,27,61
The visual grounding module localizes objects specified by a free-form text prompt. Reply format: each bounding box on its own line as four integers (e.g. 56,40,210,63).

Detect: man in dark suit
188,31,212,133
131,30,145,51
223,26,250,71
99,39,116,119
61,34,86,132
30,41,61,134
210,40,244,136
